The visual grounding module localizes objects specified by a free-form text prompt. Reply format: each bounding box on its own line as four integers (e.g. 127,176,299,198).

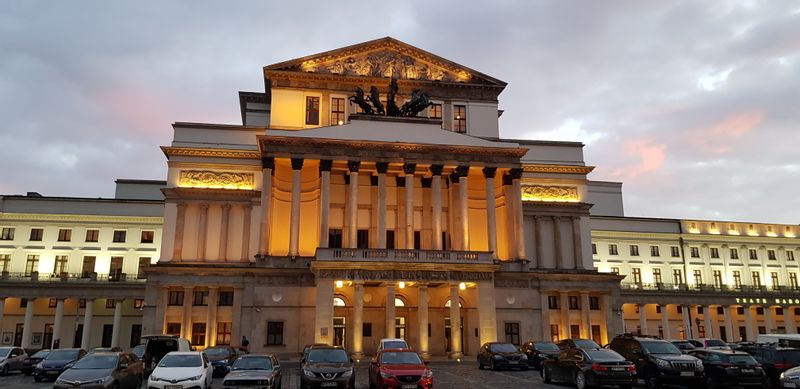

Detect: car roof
697,349,748,355
379,349,417,353
308,346,345,350
238,354,274,358
166,351,202,356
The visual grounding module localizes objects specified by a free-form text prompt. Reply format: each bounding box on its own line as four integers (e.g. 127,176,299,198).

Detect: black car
21,349,50,375
520,341,560,369
477,342,529,370
222,354,282,389
53,352,144,389
300,343,329,364
688,349,768,389
557,338,602,350
33,348,87,382
204,346,239,377
738,344,800,388
541,348,637,389
609,335,704,389
299,346,354,389
671,340,697,354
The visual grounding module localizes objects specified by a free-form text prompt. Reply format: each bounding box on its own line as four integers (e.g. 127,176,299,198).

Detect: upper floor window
568,296,580,310
710,248,719,259
730,248,740,260
429,103,442,119
0,227,14,240
57,229,71,242
749,249,758,260
610,267,620,275
168,291,184,306
630,245,639,256
670,246,680,257
112,230,126,243
768,250,777,260
789,251,796,261
547,295,559,309
591,243,597,255
752,271,762,287
330,97,345,125
0,254,11,272
650,245,660,257
218,290,234,306
305,96,320,125
632,268,642,284
453,105,466,133
25,255,39,276
141,231,154,244
589,296,600,310
673,269,683,284
653,269,662,284
29,228,43,241
733,271,742,288
85,229,99,242
608,244,618,256
193,291,209,306
690,247,700,258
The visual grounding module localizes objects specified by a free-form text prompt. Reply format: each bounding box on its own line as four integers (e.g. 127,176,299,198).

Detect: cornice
161,146,260,160
161,188,261,202
0,213,163,225
522,164,595,174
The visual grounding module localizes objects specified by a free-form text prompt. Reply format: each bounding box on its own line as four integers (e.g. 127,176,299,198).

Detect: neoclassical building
141,37,622,357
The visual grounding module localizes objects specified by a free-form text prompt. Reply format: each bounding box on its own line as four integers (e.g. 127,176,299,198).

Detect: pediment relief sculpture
299,49,472,83
520,185,580,202
178,170,255,190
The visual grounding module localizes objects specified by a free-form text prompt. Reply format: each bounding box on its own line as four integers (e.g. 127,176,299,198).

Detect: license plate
402,385,417,389
508,360,518,364
680,371,694,376
165,385,182,389
784,383,797,388
612,367,625,371
46,370,59,375
321,382,337,387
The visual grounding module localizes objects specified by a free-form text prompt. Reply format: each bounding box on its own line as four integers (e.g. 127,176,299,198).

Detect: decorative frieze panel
178,170,255,190
299,49,471,83
521,185,579,203
315,269,493,282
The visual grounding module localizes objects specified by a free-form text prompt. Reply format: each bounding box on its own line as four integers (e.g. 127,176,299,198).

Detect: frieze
315,269,493,282
178,170,255,190
522,164,595,174
495,279,530,288
298,49,471,83
521,185,580,202
161,146,260,160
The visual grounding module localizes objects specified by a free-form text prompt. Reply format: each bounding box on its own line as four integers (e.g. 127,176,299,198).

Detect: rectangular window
749,249,758,260
140,231,154,244
568,296,580,310
673,269,683,284
591,243,597,255
693,270,703,285
166,323,181,336
25,255,39,276
29,228,43,241
710,248,719,259
772,272,780,288
548,295,559,309
653,269,662,284
85,229,99,242
216,322,232,345
768,250,777,260
733,271,742,288
191,323,206,346
428,103,442,119
385,230,395,250
20,298,28,308
168,291,184,306
54,255,68,274
690,247,700,258
632,268,642,284
356,229,369,249
305,96,320,125
752,271,761,287
589,296,600,310
57,229,72,242
105,299,115,309
266,321,284,345
48,298,57,308
676,305,683,314
109,257,123,279
328,229,343,249
609,244,618,255
713,270,723,288
630,245,639,256
0,227,15,240
137,257,150,279
363,323,372,338
81,256,96,277
0,254,10,273
218,290,234,306
788,251,796,261
133,299,144,309
414,231,421,250
671,246,680,257
193,291,209,306
504,322,520,345
453,105,466,133
791,273,799,290
730,248,739,259
330,97,345,125
112,230,126,243
550,325,560,342
611,267,620,275
650,245,660,257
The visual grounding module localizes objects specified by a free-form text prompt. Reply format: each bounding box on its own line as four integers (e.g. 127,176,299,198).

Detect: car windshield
307,349,348,364
641,342,681,355
705,340,727,347
159,354,202,368
381,352,422,365
132,345,145,356
47,350,80,360
203,348,230,357
728,355,757,365
72,355,118,369
232,357,272,370
31,350,50,358
575,340,601,349
383,341,408,349
587,350,624,361
489,343,518,353
536,343,560,351
0,348,11,357
778,350,800,365
673,342,695,350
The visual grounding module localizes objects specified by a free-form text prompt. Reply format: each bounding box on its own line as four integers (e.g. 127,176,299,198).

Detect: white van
141,334,192,375
756,334,800,347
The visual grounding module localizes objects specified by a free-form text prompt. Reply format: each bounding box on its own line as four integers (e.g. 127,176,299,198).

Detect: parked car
222,354,282,389
377,338,410,352
132,344,145,360
608,335,704,389
300,343,329,364
688,349,767,389
33,348,87,382
541,348,637,389
689,338,731,350
738,343,800,388
53,351,143,389
519,341,560,369
780,365,800,388
299,346,355,389
20,349,49,375
369,349,432,389
140,334,192,375
0,346,28,375
557,339,602,350
89,347,123,354
203,345,239,377
477,342,529,370
670,340,697,353
147,351,213,389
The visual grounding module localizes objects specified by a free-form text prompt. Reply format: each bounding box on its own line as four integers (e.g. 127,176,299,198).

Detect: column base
351,352,364,361
419,351,431,360
449,351,463,359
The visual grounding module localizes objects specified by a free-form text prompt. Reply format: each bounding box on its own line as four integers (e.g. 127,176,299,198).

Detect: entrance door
73,324,83,348
395,317,406,339
333,317,345,348
444,317,464,353
13,324,23,347
43,324,54,349
101,324,113,347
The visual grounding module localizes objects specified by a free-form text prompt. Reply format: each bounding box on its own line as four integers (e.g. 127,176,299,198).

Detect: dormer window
453,105,466,133
305,96,320,125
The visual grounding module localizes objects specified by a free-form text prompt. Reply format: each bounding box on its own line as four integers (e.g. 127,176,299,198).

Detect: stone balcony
314,247,495,265
0,271,146,283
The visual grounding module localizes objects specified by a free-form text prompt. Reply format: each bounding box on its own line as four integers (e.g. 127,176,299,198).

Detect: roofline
489,136,586,148
114,179,167,185
0,195,164,205
173,122,267,131
590,214,800,227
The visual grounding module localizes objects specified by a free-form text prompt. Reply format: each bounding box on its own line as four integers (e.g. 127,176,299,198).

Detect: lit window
0,228,14,240
330,97,345,125
609,244,618,256
333,297,346,307
140,231,154,244
305,96,320,125
453,105,466,133
429,103,442,119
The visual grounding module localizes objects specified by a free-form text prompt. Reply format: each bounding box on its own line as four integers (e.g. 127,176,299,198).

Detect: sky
1,1,798,224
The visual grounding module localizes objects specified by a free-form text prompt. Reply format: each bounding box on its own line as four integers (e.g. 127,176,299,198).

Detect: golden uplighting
398,281,406,289
335,280,344,288
459,282,466,290
520,185,579,203
178,171,254,190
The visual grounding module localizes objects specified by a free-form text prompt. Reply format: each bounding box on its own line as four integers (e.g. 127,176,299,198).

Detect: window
109,257,123,279
133,299,144,309
589,296,600,310
768,250,777,260
676,305,683,314
772,272,780,288
414,230,421,250
630,245,639,256
693,270,703,285
610,267,620,275
791,273,799,290
385,230,395,250
632,268,642,284
749,249,758,260
0,254,10,272
363,322,373,337
788,251,796,261
653,269,662,284
591,243,597,255
79,298,86,308
733,271,742,288
710,248,719,259
504,322,520,345
137,257,150,279
656,306,662,314
713,270,723,288
550,325,560,342
752,271,761,287
25,255,39,276
168,290,184,306
140,231,154,244
568,296,580,310
690,247,700,258
737,307,744,315
0,227,14,240
191,323,206,346
29,228,43,241
57,229,71,242
328,229,343,249
166,323,181,336
673,269,683,284
671,246,680,257
81,256,96,277
330,97,345,125
266,321,284,345
54,255,68,274
216,322,232,345
85,229,99,242
357,229,369,249
609,244,618,255
218,290,234,306
777,307,785,315
650,246,660,257
20,298,28,308
193,291,209,306
305,96,320,125
547,295,559,309
453,105,466,133
48,298,57,308
112,230,126,243
428,103,442,119
105,299,116,309
730,248,739,259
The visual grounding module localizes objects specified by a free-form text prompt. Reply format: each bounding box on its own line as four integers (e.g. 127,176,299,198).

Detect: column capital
199,203,209,210
347,160,361,173
319,159,333,173
454,165,470,177
429,164,444,176
403,162,416,175
291,158,304,170
508,167,523,180
375,162,389,174
482,167,497,179
176,202,187,209
183,286,194,292
261,157,275,170
222,203,232,211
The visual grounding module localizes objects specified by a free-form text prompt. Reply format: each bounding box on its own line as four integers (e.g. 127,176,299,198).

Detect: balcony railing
0,271,146,283
315,248,494,265
621,282,799,293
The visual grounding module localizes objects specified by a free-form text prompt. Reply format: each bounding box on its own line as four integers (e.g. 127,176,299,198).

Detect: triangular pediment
264,37,506,86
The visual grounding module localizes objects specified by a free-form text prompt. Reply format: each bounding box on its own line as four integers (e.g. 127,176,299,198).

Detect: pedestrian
241,336,250,354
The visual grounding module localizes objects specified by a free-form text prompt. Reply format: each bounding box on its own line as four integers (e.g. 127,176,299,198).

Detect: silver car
0,347,28,375
222,354,282,389
781,366,800,388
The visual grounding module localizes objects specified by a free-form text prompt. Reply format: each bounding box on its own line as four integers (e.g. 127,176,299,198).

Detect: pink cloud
611,139,667,179
682,110,764,155
710,110,764,137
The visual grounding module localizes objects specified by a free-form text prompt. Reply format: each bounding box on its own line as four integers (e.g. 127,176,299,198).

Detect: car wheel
1,365,7,376
34,375,42,383
575,371,587,389
109,381,119,389
490,358,497,371
542,366,552,383
645,369,661,389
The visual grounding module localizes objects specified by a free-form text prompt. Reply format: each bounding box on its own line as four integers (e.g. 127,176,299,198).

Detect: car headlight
423,369,433,378
35,362,43,369
341,368,353,378
86,377,110,384
695,360,704,371
493,354,503,360
380,371,394,379
781,372,786,379
149,375,164,382
520,354,528,360
654,358,670,369
184,374,203,381
303,369,316,378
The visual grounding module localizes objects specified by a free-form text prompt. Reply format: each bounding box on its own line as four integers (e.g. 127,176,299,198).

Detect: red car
369,349,433,389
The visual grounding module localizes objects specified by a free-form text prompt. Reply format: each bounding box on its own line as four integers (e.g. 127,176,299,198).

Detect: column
173,203,187,260
510,168,526,260
560,293,570,339
21,298,36,349
417,284,430,358
744,305,755,341
404,163,416,249
572,217,584,269
219,203,231,259
786,306,796,334
456,165,470,251
724,305,734,342
352,283,364,359
258,157,274,255
111,299,123,347
553,217,563,268
52,299,64,349
81,299,94,350
429,165,443,250
682,304,691,339
385,283,396,338
241,204,252,261
580,292,591,338
347,161,360,248
319,160,332,248
289,158,304,256
376,162,389,249
704,305,714,338
449,284,462,358
197,203,209,260
765,306,773,334
483,167,498,258
639,304,649,335
0,298,4,331
314,279,334,344
182,286,193,341
535,216,545,267
155,287,168,334
205,286,218,347
541,293,551,341
477,280,498,345
661,304,671,339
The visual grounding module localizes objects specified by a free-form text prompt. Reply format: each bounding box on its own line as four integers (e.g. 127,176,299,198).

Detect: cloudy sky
1,1,798,223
